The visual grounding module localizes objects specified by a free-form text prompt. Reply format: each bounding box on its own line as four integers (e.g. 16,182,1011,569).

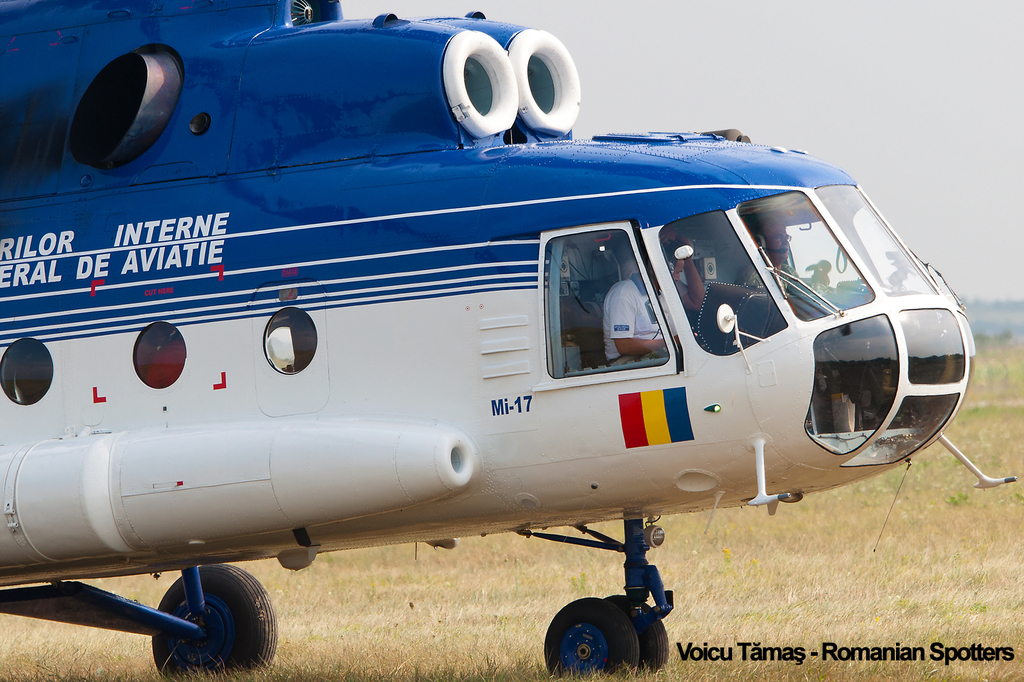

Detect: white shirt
603,276,662,361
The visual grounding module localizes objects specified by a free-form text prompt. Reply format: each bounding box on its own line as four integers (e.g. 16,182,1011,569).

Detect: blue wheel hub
167,594,236,670
560,622,609,672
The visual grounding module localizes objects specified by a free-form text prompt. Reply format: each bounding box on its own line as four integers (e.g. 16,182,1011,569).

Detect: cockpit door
538,222,677,387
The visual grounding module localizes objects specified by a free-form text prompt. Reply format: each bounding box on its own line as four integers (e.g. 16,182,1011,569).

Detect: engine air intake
69,48,182,169
506,29,580,137
442,31,518,139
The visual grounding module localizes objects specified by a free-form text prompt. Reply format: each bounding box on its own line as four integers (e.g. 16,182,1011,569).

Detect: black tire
605,595,670,671
152,564,277,672
544,597,639,675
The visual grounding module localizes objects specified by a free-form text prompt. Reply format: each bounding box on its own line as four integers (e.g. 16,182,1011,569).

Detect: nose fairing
805,307,969,468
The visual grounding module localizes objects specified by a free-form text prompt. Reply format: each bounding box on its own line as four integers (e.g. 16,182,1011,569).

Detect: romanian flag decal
618,387,694,448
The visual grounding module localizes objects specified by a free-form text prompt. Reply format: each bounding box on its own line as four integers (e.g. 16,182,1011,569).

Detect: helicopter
0,0,1014,674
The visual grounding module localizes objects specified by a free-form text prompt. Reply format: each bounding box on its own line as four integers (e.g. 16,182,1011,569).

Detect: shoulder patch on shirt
614,324,630,332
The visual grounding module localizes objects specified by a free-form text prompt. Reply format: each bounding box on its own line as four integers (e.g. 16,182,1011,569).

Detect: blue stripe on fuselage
1,136,856,347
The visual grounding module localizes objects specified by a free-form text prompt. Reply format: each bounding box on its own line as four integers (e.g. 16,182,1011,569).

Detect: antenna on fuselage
704,490,725,534
872,460,912,553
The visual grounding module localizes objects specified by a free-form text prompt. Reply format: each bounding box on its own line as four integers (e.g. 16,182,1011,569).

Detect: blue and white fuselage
0,1,1003,673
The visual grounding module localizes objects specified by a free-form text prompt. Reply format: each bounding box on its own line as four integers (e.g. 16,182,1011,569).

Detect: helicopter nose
827,308,969,469
805,315,899,456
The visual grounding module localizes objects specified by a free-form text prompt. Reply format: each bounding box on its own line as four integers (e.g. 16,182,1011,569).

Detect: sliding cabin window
544,228,669,379
656,211,787,356
264,307,318,374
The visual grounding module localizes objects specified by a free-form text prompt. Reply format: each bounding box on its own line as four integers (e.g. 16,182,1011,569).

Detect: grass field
0,343,1021,681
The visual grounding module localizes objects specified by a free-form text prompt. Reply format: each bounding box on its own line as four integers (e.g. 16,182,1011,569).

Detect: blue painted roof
1,2,853,206
0,0,277,35
481,136,854,200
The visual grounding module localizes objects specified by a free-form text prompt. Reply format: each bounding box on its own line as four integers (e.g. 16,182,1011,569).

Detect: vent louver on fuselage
291,0,317,25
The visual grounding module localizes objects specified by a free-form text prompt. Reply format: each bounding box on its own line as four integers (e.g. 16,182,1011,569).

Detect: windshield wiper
770,267,844,318
754,244,843,319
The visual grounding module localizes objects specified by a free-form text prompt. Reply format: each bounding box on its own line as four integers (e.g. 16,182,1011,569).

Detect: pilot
659,224,705,312
757,217,836,295
759,219,796,273
743,213,798,289
603,260,667,364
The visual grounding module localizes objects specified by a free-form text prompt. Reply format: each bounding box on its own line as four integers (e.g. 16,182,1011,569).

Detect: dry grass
0,345,1022,681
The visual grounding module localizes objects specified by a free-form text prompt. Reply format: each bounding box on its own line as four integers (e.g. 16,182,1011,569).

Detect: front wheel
604,595,669,671
544,597,639,675
152,564,277,672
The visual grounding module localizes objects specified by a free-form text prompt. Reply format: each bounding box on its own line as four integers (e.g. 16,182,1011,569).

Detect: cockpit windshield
815,185,937,298
737,192,874,321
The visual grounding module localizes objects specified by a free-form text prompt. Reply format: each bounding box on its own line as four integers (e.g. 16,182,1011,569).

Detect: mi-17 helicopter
0,0,1015,674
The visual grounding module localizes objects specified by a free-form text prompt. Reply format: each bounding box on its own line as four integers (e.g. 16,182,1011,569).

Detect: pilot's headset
737,202,767,249
745,215,769,251
748,216,776,261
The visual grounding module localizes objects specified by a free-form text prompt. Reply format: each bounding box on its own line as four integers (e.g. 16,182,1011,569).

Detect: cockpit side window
737,191,874,321
544,229,669,379
657,211,787,356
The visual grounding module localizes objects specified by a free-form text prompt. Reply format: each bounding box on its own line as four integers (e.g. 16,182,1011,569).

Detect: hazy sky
342,1,1023,302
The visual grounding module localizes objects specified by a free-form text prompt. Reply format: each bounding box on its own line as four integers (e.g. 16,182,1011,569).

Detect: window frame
640,223,711,376
734,190,875,321
534,221,678,391
249,279,330,417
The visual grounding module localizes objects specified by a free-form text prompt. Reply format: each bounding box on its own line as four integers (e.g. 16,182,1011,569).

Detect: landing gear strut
523,518,673,675
0,564,277,673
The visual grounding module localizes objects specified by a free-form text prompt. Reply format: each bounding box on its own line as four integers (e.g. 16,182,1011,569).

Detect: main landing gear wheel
604,595,669,671
152,564,277,672
528,520,674,675
544,597,639,675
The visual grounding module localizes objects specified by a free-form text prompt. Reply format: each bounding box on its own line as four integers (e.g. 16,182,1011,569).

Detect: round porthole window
264,307,317,374
134,321,186,388
0,338,53,405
